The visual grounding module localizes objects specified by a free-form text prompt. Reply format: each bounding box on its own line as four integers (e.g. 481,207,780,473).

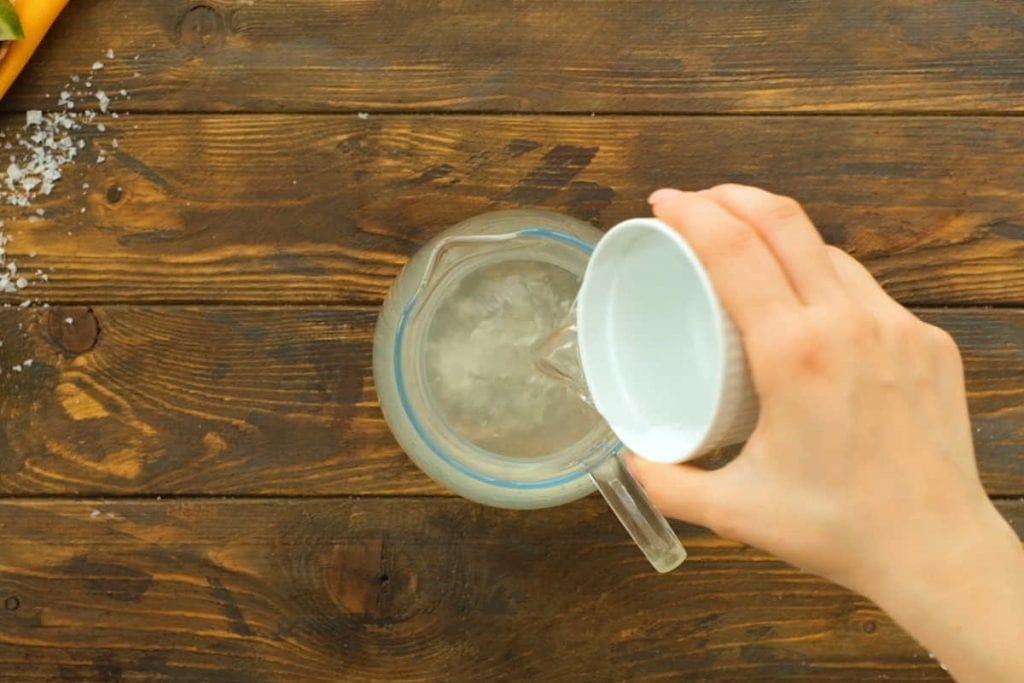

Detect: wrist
865,505,1024,680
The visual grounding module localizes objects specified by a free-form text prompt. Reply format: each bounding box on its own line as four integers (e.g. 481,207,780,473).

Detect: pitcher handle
589,452,686,573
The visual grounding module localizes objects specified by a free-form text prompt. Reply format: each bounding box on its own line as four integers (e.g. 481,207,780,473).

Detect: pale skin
629,185,1024,682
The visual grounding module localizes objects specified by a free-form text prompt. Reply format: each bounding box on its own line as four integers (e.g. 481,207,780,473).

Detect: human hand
629,185,1023,681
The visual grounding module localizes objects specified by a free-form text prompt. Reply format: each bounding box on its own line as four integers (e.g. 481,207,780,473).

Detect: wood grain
1,306,1022,497
2,497,1019,681
3,115,1024,307
4,0,1024,114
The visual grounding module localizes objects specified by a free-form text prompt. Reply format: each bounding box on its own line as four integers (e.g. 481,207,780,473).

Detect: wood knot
106,185,123,203
48,307,100,355
177,4,227,49
862,619,877,634
3,596,19,611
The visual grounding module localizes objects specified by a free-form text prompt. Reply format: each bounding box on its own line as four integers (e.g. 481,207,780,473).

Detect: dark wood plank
3,497,1019,681
1,306,1022,497
0,305,434,497
5,0,1024,113
3,115,1024,307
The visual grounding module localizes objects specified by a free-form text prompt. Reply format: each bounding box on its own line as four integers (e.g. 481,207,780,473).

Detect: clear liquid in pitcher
423,259,600,458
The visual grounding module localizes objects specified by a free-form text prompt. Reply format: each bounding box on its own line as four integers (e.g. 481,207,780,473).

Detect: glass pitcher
374,209,686,573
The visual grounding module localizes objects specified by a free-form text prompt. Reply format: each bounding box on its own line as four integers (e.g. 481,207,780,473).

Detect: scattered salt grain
90,509,101,518
2,50,134,368
23,359,33,368
12,364,21,372
357,112,370,120
64,317,73,325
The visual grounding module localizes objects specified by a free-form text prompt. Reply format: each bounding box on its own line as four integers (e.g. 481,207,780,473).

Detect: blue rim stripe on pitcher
393,228,594,490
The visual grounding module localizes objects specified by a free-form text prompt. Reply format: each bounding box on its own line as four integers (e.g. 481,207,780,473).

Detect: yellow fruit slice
0,0,70,100
0,0,24,41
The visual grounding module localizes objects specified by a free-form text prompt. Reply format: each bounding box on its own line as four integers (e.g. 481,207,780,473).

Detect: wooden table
1,2,1022,680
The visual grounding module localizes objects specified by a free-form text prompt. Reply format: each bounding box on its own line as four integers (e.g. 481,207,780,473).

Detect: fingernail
647,188,685,205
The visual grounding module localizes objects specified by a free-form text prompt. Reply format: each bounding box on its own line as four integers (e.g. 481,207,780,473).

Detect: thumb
627,453,731,531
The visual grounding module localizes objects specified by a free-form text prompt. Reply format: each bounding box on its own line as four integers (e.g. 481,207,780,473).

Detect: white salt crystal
357,112,370,120
106,48,115,59
96,90,110,113
23,359,33,367
12,364,21,372
97,123,106,132
92,61,104,70
64,317,74,325
26,110,43,126
15,277,27,289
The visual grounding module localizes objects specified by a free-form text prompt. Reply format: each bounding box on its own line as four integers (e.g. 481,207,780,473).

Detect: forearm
868,507,1024,682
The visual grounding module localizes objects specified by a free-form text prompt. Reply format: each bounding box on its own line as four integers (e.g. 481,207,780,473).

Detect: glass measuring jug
374,209,686,572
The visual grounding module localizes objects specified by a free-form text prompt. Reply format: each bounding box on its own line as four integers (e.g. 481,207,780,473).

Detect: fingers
649,189,802,334
699,184,844,305
627,453,731,532
824,245,898,311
